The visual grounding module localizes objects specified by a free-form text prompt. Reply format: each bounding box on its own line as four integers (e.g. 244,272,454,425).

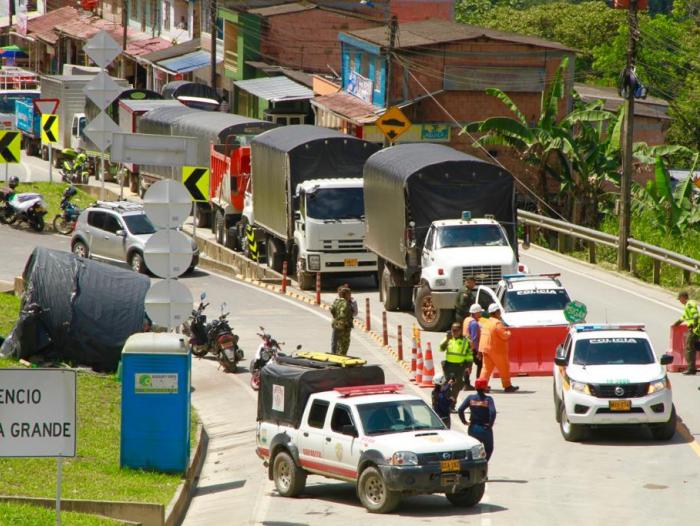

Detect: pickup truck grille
417,450,468,463
321,239,366,252
589,383,649,398
462,265,502,287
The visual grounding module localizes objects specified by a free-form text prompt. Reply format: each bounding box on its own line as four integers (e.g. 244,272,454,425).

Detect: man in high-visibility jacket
675,291,700,375
439,322,473,393
479,303,519,392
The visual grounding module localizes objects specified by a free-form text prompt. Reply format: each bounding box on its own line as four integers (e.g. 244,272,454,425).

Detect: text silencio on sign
0,369,77,457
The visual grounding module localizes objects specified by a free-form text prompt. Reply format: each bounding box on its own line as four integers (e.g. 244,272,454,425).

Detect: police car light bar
335,384,404,397
574,324,646,332
502,273,561,280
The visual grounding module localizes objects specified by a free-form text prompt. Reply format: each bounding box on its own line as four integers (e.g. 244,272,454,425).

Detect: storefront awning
234,76,313,103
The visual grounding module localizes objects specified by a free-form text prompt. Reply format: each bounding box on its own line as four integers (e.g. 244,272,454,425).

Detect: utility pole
617,0,640,271
210,0,217,89
383,15,398,147
122,0,128,79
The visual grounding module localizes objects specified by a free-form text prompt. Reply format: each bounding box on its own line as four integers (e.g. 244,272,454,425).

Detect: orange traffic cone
409,338,417,382
420,342,435,388
415,342,424,385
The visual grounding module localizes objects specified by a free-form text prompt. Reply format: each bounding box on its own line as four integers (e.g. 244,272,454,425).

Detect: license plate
344,258,358,267
440,459,460,472
609,400,631,411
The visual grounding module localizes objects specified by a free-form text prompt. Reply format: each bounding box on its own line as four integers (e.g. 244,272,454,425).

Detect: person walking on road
458,378,496,460
454,276,477,325
479,303,519,392
439,322,474,392
330,286,353,355
431,375,456,429
463,303,484,381
675,291,700,375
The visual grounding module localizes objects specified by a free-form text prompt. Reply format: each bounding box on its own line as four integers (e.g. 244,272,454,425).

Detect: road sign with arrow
375,105,412,143
182,166,210,202
0,131,21,163
41,114,59,143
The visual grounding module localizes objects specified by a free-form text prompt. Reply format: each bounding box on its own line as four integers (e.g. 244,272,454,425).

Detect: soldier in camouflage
454,276,477,325
331,287,354,356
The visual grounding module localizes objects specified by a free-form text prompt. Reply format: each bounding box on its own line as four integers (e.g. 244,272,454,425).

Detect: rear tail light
437,268,444,276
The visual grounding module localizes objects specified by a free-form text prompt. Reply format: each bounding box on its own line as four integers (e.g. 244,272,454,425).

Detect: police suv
476,273,571,326
553,324,676,442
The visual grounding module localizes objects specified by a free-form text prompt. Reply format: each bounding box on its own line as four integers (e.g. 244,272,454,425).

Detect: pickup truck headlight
470,444,486,460
570,380,591,395
648,377,668,394
434,278,447,287
307,254,321,271
391,451,418,466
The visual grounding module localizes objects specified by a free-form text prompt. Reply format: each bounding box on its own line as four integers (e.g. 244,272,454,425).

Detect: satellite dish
143,179,192,229
144,229,193,279
145,279,193,329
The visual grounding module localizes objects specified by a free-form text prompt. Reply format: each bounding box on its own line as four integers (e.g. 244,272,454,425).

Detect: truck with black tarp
246,125,379,288
363,143,520,331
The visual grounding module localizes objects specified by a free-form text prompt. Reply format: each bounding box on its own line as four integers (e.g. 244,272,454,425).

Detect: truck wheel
560,404,586,442
296,258,315,290
195,205,211,229
273,451,306,498
445,482,485,507
414,286,452,332
215,211,225,245
225,226,238,250
650,405,676,441
266,238,284,273
381,268,400,311
358,466,400,513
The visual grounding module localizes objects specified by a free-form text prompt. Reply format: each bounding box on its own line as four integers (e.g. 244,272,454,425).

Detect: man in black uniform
457,377,496,460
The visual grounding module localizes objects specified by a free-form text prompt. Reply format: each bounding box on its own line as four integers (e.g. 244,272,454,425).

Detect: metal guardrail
517,209,700,285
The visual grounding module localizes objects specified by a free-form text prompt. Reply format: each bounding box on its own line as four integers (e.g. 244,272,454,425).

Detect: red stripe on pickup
300,459,357,479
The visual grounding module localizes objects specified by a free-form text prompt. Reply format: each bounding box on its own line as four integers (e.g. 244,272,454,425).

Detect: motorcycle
250,327,285,391
52,186,81,235
182,293,210,358
61,149,89,185
0,189,48,232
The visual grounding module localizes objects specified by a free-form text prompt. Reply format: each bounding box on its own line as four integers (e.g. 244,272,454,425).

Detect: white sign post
0,369,77,525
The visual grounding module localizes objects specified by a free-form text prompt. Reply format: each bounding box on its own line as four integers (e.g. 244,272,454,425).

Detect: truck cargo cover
162,80,220,103
258,361,385,428
363,143,516,268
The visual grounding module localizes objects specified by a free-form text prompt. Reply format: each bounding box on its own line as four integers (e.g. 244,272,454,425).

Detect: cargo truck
363,143,520,331
15,97,44,155
245,125,379,288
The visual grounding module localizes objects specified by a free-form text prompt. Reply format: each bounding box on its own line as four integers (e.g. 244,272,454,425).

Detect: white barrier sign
0,369,77,457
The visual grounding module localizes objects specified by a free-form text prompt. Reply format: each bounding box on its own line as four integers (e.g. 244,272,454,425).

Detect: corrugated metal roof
26,6,79,45
311,91,380,124
158,50,223,74
345,20,575,52
248,2,317,16
234,76,313,102
575,83,670,120
140,38,201,64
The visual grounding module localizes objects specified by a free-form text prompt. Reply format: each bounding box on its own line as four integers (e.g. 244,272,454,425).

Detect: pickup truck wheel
273,451,306,497
266,238,284,273
72,240,89,258
445,482,485,507
560,404,586,442
129,252,148,275
415,286,452,332
296,258,315,290
358,466,400,514
650,405,676,441
381,268,400,311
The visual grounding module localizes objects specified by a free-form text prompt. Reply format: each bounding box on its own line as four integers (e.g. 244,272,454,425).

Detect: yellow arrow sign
41,114,59,144
182,166,210,202
0,131,21,163
375,106,412,143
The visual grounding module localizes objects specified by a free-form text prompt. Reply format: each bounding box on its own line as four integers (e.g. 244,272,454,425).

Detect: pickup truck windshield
504,289,571,312
357,399,445,436
124,214,156,235
436,225,507,249
572,337,655,366
306,187,364,220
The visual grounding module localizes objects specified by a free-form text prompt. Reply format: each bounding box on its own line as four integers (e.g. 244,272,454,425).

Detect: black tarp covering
0,248,150,372
250,125,380,241
258,361,385,428
161,81,220,108
363,143,516,269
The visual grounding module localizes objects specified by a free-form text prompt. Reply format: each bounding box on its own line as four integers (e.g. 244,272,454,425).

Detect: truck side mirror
660,354,673,366
342,424,358,437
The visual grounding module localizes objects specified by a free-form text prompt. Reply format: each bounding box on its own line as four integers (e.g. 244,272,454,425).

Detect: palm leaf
605,106,625,158
471,117,534,142
485,88,528,126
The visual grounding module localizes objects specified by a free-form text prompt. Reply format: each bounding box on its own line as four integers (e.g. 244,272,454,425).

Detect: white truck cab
257,383,487,514
414,214,519,330
553,324,675,442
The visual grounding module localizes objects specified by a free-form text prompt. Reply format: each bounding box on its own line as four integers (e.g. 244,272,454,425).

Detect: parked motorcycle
0,177,47,232
250,327,285,391
52,185,81,235
61,149,89,184
182,294,210,358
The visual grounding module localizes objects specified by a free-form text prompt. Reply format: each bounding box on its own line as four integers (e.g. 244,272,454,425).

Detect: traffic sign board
182,166,210,202
33,98,59,115
41,114,59,143
144,229,193,279
84,30,122,69
143,179,192,229
375,106,412,143
564,301,588,324
145,278,193,329
0,131,21,163
83,70,123,110
83,111,120,152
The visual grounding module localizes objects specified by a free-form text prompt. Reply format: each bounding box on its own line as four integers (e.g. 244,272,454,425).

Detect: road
3,154,55,184
2,215,700,525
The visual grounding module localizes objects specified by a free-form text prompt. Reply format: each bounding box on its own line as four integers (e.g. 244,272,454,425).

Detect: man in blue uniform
457,377,496,460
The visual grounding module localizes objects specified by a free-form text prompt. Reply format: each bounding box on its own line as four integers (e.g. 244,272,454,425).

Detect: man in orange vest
479,303,519,392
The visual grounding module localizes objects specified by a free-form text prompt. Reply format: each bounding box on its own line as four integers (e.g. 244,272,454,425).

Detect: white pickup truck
256,369,488,514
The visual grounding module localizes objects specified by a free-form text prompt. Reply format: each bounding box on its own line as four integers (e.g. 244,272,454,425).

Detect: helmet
475,378,489,391
469,303,483,314
63,186,78,198
433,375,446,386
487,303,501,314
8,176,19,189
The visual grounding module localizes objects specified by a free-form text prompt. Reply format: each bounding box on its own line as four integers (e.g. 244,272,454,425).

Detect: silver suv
70,201,199,274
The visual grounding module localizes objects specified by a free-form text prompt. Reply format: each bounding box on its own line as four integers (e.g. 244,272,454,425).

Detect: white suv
476,273,571,326
553,324,675,442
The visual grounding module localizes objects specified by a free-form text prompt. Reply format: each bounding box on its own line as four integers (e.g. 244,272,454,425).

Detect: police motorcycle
52,185,81,235
60,148,89,184
0,176,48,232
250,327,285,391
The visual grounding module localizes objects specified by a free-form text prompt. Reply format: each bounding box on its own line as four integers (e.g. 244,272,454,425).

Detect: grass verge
14,182,93,222
0,502,123,525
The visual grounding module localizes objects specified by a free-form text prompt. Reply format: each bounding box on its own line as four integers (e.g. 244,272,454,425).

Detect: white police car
475,273,570,326
553,324,675,442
